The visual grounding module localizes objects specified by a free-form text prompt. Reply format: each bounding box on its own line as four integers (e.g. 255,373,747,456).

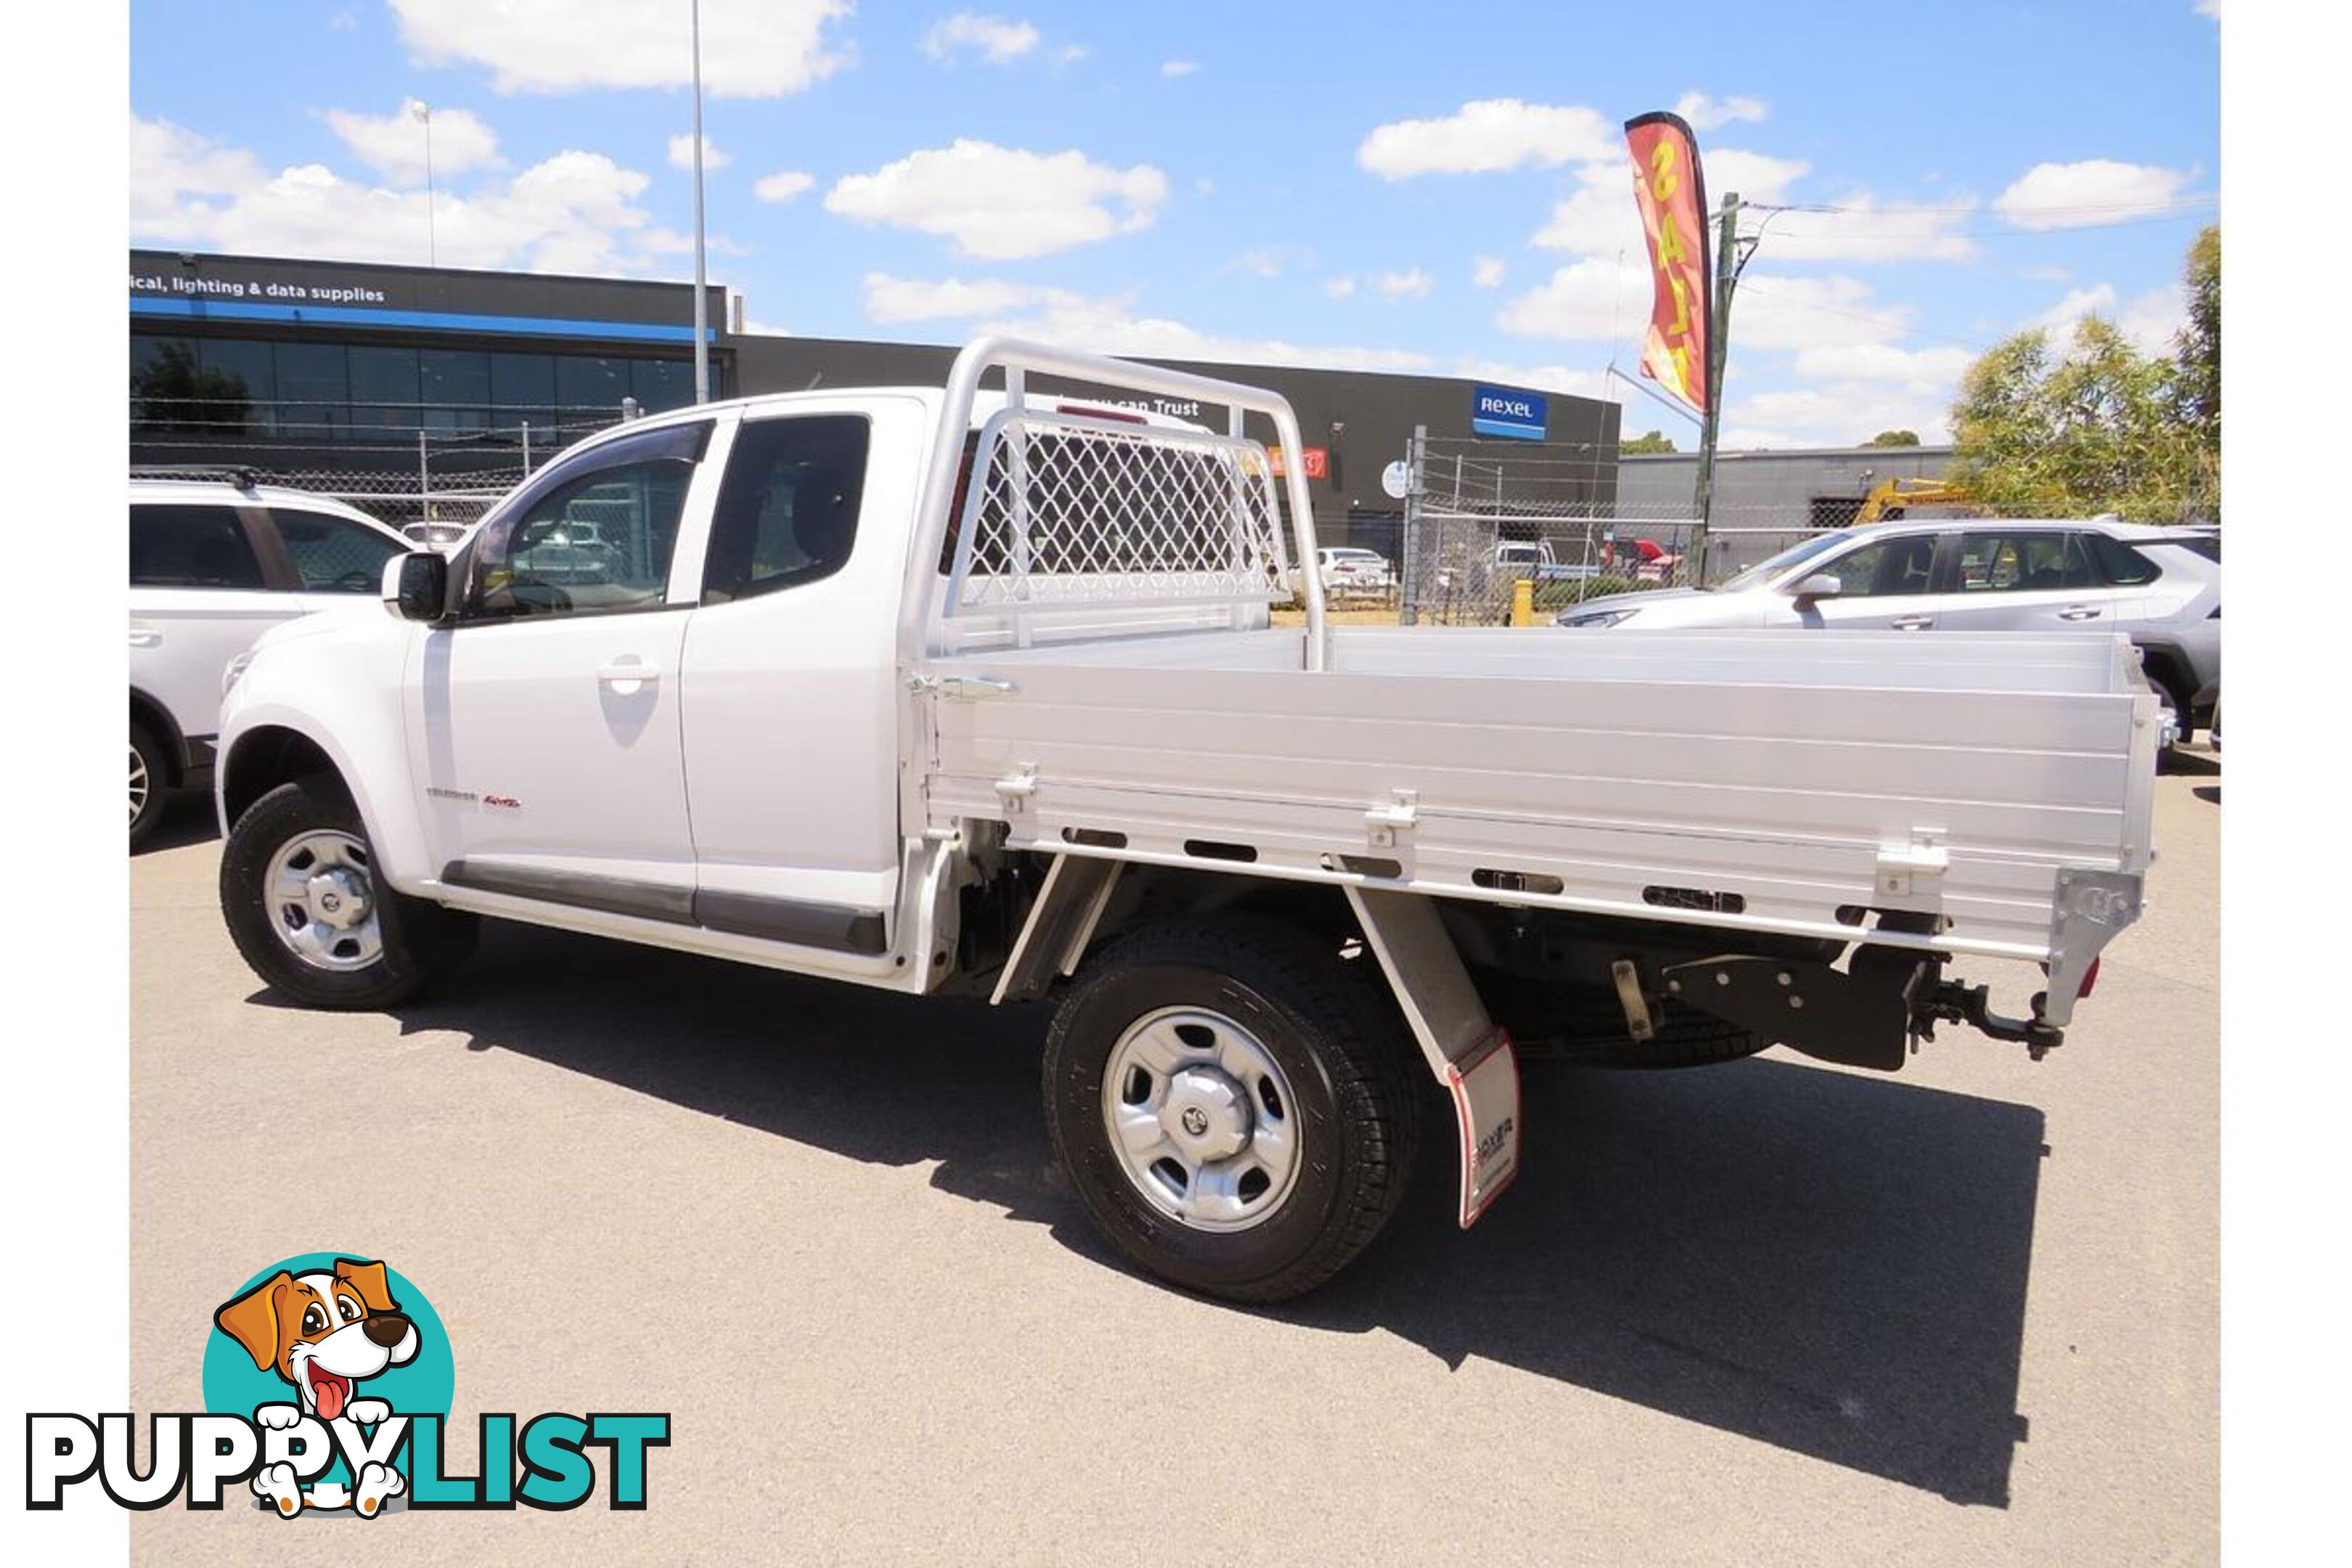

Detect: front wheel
220,776,476,1009
1043,915,1421,1303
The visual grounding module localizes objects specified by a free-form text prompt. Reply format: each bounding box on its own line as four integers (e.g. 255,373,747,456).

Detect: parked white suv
1556,517,2221,740
129,476,411,846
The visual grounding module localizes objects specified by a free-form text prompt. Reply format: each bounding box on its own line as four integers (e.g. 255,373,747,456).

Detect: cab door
407,418,722,918
678,399,924,959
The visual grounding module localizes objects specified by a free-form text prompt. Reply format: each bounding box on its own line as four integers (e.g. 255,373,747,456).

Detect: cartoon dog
213,1257,420,1517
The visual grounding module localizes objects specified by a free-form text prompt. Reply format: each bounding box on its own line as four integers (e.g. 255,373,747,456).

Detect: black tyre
1043,915,1420,1303
129,721,169,850
220,775,476,1009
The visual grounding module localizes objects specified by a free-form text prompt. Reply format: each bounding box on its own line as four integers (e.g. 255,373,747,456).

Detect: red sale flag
1624,112,1714,415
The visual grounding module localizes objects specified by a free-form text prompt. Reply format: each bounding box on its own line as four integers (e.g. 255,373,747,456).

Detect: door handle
597,660,661,693
1890,616,1935,631
128,624,161,648
2058,605,2102,621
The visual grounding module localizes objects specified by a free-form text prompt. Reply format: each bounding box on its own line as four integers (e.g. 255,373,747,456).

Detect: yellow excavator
1850,476,1988,524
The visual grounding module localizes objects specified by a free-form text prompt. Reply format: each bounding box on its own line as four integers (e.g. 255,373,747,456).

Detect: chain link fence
130,395,639,539
1389,433,1839,626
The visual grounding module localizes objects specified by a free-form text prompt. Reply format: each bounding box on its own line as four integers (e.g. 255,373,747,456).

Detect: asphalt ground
128,758,2219,1565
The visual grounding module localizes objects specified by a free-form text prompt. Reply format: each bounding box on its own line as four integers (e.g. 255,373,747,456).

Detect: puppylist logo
26,1252,669,1515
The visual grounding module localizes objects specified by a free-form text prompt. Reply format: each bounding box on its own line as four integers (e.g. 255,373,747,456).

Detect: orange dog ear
333,1258,399,1314
215,1273,293,1371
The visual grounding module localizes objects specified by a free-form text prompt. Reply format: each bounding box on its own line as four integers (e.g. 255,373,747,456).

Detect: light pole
411,100,438,267
689,0,709,403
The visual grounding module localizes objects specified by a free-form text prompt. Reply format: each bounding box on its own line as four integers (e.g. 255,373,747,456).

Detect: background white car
1293,545,1395,600
1555,516,2221,741
129,475,411,846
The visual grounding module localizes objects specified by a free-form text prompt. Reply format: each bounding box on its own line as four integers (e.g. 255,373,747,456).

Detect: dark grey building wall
733,334,1620,550
1617,445,1956,523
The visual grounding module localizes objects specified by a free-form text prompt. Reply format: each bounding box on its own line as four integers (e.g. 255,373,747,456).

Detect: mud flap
1445,1026,1522,1226
1343,887,1523,1228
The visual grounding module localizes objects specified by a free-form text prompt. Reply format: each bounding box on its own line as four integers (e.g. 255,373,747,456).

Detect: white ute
215,340,2162,1301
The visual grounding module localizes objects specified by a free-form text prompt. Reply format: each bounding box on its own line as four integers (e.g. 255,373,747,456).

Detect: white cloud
1757,194,1977,264
1726,384,1956,447
2028,280,2188,356
1532,151,1973,266
1789,342,1972,390
1325,275,1357,299
1994,159,2192,229
824,139,1168,260
2030,282,2118,340
325,99,499,186
1230,246,1312,278
1161,60,1199,78
922,13,1040,65
389,0,851,97
1376,266,1433,299
1473,255,1505,289
1495,256,1650,342
1724,274,1914,350
1357,98,1616,179
131,114,669,275
1672,91,1768,130
754,169,815,203
2017,263,2071,282
1053,44,1087,65
1500,258,1911,353
667,134,729,172
2196,1,2219,17
2118,284,2188,356
1534,150,1808,258
862,272,1088,322
970,294,1436,375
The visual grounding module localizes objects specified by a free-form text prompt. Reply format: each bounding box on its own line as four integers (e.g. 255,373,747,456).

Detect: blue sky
129,1,2220,447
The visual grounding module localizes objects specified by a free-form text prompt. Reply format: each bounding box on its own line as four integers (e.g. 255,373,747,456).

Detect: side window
2083,531,2163,586
1955,531,2088,592
271,509,403,593
129,504,265,589
702,415,871,603
1822,534,1936,597
465,423,708,621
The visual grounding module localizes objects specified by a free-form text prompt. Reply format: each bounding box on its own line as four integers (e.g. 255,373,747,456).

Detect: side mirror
383,550,449,622
1792,572,1844,603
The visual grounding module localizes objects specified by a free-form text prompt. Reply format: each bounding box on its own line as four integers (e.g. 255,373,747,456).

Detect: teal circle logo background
203,1253,455,1434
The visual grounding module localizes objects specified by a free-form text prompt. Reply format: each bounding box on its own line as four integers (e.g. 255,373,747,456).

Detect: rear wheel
1043,916,1420,1302
221,775,476,1009
128,722,168,849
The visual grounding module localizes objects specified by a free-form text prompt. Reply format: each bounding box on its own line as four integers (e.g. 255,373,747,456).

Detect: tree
1620,429,1677,454
2177,224,2218,444
1863,429,1921,446
1948,227,2218,523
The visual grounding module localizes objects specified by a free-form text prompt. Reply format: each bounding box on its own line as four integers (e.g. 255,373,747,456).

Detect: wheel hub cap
263,830,384,972
1101,1006,1302,1233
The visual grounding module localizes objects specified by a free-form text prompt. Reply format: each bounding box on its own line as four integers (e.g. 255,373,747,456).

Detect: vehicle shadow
365,920,2043,1509
134,795,221,855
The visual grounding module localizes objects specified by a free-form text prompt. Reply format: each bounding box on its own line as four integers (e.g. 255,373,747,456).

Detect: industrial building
130,250,1621,547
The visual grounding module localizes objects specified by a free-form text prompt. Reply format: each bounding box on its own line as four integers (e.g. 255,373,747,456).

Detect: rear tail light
2078,956,2102,999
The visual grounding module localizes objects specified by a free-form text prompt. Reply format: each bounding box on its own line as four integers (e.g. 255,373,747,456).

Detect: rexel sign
1471,385,1547,441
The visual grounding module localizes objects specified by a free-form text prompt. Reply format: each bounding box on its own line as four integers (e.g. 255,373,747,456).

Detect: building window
420,348,491,432
348,346,420,430
272,342,351,439
632,359,697,415
557,354,632,421
491,351,559,431
197,340,277,434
